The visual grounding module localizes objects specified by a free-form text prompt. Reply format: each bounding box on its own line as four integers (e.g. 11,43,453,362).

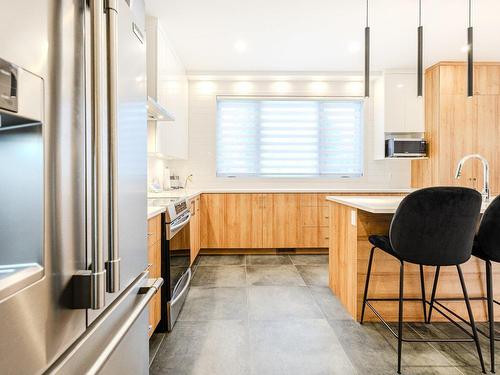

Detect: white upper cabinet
375,72,424,133
146,16,188,160
373,72,424,159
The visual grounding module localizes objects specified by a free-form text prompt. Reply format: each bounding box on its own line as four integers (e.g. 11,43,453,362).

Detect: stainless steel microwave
385,138,427,158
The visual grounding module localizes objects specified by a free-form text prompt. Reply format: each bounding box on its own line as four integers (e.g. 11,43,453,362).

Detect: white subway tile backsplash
167,79,411,190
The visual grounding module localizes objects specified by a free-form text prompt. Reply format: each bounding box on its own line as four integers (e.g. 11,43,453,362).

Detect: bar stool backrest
476,195,500,262
389,187,482,266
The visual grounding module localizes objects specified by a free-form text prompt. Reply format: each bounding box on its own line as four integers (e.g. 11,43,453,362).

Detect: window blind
216,98,363,177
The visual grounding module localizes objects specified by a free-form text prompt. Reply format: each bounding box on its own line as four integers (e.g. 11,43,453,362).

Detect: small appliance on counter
170,174,182,189
385,137,427,158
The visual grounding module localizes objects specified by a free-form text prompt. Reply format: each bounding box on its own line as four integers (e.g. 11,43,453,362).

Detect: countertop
148,188,414,200
326,195,495,214
147,206,166,219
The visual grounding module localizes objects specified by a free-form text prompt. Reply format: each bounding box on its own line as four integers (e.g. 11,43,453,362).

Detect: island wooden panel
329,200,500,322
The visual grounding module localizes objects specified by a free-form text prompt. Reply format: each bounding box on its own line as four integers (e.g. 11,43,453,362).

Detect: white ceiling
145,0,500,73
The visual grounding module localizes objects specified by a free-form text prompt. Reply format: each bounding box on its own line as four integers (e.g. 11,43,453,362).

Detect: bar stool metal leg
457,265,486,374
360,247,375,324
486,260,495,373
427,266,440,323
398,261,404,374
419,265,427,323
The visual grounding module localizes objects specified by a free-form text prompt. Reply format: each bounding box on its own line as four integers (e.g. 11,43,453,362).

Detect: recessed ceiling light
348,42,361,54
234,40,247,53
461,44,470,53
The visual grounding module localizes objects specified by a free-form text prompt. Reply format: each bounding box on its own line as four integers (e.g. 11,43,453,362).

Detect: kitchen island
326,195,498,322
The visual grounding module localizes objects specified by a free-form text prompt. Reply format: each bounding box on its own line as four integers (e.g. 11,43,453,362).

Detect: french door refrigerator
0,0,162,374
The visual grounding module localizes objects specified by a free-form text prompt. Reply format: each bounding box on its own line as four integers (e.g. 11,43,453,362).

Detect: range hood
147,96,175,121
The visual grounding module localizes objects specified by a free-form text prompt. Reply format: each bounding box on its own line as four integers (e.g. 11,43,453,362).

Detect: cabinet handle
324,236,329,239
147,232,153,238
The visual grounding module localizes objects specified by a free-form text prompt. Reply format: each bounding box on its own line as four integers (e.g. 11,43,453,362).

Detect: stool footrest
432,298,500,341
364,300,476,343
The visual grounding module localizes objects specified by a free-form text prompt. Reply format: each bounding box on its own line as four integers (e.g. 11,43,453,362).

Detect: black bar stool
428,195,500,373
360,187,485,374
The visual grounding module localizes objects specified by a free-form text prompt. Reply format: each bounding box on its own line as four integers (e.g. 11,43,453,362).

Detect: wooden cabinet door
201,194,225,248
223,194,263,248
438,93,475,188
147,216,162,337
474,95,500,195
189,198,199,265
261,194,274,248
267,194,301,248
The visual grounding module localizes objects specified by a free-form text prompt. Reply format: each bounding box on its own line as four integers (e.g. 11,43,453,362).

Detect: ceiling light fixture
467,0,473,97
234,40,247,54
364,0,370,98
417,0,423,97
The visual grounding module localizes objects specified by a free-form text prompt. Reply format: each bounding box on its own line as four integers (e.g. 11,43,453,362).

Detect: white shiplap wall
165,78,411,190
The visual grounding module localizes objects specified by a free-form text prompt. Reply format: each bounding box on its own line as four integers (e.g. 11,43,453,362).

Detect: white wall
166,77,411,190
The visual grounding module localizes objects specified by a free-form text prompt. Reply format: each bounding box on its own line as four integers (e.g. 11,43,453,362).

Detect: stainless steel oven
149,198,192,332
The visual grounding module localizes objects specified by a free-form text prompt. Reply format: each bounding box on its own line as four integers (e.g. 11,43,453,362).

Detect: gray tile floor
150,255,490,375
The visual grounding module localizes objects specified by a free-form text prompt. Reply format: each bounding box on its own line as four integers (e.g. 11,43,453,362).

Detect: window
216,98,363,177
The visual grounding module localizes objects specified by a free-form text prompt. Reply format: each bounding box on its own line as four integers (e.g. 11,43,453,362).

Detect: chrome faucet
183,174,193,191
455,154,490,201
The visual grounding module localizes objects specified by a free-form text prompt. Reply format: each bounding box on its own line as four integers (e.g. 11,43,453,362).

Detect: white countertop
147,206,166,219
148,188,414,200
326,195,494,214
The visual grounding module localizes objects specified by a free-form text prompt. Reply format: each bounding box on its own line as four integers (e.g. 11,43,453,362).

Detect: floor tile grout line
406,321,467,372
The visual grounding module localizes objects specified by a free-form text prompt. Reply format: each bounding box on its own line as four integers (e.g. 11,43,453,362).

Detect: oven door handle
169,211,192,234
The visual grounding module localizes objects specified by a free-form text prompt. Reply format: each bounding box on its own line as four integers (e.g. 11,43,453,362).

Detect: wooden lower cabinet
147,214,162,337
201,193,335,249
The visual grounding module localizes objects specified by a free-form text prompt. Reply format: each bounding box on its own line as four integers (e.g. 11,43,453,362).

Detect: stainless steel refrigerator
0,0,161,373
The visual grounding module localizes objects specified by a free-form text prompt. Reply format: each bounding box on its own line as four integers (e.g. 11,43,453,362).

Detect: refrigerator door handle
104,0,120,293
89,0,106,310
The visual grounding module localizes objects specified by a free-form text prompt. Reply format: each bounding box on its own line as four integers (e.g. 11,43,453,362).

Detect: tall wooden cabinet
412,62,500,194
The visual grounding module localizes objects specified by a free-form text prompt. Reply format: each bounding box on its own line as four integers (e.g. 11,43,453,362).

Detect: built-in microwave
385,138,427,158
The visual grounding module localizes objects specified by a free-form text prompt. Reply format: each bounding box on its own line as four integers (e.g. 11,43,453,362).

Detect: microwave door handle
89,0,106,309
104,0,120,293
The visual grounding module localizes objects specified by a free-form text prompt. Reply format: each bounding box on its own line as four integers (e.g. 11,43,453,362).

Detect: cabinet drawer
318,226,330,248
319,206,330,226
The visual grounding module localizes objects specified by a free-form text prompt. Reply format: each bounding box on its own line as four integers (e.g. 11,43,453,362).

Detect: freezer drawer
46,271,163,374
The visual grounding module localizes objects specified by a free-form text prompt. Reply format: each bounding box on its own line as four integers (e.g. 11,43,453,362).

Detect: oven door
160,212,192,332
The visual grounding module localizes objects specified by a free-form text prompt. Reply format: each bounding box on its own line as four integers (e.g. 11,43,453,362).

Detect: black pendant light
364,0,370,98
417,0,423,97
467,0,473,97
